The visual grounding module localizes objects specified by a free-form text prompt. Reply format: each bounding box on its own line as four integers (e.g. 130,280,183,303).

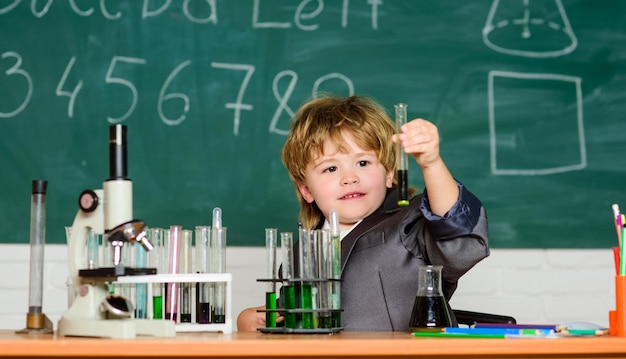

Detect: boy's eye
324,166,338,173
357,160,369,167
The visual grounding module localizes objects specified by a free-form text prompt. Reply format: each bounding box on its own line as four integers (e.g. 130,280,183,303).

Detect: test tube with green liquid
280,232,296,329
329,210,342,327
298,226,314,329
195,226,211,323
179,229,193,323
149,228,164,319
395,103,410,207
265,228,278,328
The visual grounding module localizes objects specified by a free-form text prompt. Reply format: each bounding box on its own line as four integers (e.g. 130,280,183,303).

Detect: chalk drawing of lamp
482,0,577,58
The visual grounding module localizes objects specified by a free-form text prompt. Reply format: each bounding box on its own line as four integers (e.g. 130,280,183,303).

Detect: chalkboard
1,0,625,248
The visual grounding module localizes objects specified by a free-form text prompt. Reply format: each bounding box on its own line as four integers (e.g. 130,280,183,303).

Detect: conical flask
409,265,452,332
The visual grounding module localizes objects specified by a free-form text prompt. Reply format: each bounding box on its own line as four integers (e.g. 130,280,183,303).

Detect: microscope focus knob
78,189,99,212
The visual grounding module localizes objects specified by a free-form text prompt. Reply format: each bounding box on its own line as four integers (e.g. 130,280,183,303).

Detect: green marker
395,103,410,206
412,331,505,339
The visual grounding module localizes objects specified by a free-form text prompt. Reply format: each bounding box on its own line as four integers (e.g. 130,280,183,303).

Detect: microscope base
57,317,176,339
57,283,175,339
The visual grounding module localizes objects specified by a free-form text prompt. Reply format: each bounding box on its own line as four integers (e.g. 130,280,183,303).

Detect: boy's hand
393,118,441,169
236,305,284,331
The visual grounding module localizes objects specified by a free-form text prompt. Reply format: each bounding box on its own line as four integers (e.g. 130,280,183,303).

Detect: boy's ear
297,183,315,203
385,169,394,188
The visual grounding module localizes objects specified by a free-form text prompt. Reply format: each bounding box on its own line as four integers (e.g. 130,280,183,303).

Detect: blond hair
281,95,398,229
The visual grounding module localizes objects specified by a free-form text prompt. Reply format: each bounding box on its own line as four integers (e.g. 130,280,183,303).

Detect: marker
562,328,609,336
394,103,409,207
443,327,554,336
473,323,565,331
621,225,626,276
413,331,504,339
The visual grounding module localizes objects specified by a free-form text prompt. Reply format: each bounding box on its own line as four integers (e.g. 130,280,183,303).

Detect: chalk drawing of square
488,71,585,175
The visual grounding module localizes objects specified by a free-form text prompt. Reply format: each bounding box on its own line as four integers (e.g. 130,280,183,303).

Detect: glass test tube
210,224,227,323
329,209,342,327
135,239,148,319
166,225,181,322
180,229,193,323
27,180,47,318
195,226,211,324
265,228,278,328
299,227,315,329
395,103,409,206
316,229,332,329
280,232,296,329
149,228,165,319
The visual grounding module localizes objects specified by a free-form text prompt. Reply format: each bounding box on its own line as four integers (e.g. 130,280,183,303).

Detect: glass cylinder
28,180,47,315
409,265,452,332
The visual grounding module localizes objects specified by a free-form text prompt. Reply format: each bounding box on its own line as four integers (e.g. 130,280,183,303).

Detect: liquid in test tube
265,228,278,328
179,229,193,323
195,226,211,324
211,207,226,324
280,232,296,329
395,103,410,206
166,225,181,322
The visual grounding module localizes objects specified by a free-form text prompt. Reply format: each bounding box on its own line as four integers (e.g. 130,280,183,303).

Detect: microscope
57,124,175,339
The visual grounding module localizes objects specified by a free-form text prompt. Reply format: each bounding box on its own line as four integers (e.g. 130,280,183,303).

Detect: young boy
237,94,489,331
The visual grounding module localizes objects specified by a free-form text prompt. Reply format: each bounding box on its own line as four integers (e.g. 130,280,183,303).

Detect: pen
394,103,409,207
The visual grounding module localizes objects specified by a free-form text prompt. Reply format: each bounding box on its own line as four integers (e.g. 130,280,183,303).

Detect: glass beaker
409,265,452,332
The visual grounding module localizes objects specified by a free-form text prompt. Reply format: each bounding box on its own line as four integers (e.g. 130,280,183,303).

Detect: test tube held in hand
195,226,211,323
265,228,278,328
395,103,409,206
211,208,227,323
166,225,182,322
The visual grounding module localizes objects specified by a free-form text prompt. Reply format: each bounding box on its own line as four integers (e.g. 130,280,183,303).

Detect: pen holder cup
615,275,626,336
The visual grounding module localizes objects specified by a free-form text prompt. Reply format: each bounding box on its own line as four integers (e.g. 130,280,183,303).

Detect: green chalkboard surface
1,1,625,248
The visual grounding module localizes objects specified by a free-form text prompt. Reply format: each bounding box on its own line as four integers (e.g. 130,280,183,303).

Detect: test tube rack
115,272,232,334
256,277,343,334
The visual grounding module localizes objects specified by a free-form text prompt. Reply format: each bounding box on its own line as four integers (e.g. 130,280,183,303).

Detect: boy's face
297,131,394,230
